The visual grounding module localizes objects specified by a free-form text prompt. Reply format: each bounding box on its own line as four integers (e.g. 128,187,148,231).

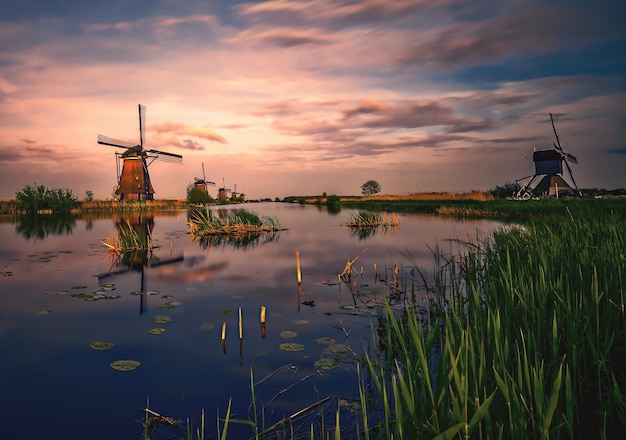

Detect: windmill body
193,162,215,195
98,104,182,200
516,113,581,198
217,177,231,201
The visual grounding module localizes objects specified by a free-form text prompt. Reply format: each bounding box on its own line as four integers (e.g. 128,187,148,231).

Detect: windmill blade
139,104,146,148
563,158,582,196
565,152,578,164
146,149,183,164
147,149,182,159
550,112,563,151
98,134,135,149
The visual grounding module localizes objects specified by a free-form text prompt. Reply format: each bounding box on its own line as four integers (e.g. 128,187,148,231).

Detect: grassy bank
364,207,626,439
340,196,626,220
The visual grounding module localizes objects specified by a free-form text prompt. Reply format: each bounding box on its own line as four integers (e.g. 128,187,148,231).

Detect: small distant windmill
233,185,246,202
194,162,215,194
98,104,183,201
217,178,232,201
516,113,581,198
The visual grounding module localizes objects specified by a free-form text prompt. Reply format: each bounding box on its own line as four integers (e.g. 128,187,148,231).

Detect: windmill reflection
98,212,183,314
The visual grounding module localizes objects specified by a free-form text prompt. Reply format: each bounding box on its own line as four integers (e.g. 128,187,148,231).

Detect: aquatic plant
362,209,626,439
342,211,399,228
101,219,153,254
187,209,284,237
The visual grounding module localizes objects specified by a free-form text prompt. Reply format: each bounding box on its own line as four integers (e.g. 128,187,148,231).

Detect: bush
15,184,78,213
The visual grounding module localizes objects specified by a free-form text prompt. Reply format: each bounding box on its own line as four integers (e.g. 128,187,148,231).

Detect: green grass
362,207,626,439
187,208,283,237
101,219,153,253
343,211,400,228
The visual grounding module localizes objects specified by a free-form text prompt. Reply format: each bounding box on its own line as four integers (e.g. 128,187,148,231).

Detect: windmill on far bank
98,104,183,201
194,162,215,195
217,178,232,201
231,184,245,201
516,113,581,198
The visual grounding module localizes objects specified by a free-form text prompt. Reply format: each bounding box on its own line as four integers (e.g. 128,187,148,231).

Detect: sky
1,0,625,200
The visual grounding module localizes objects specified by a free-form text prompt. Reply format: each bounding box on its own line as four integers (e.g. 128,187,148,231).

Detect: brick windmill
98,104,183,200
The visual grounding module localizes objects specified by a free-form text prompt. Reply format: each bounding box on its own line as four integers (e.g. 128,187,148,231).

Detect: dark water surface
0,203,503,439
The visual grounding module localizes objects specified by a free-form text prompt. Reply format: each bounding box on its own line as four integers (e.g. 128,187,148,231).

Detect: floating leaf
55,290,69,295
161,294,173,299
110,360,141,371
90,341,114,351
314,357,340,370
324,344,351,355
339,304,355,310
200,322,214,330
129,291,143,296
147,290,160,296
147,327,166,335
71,285,87,290
221,309,234,315
158,304,174,310
280,331,297,339
153,315,171,324
280,343,305,352
316,337,336,346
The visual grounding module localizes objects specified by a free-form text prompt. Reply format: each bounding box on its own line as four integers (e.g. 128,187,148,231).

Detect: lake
0,202,504,439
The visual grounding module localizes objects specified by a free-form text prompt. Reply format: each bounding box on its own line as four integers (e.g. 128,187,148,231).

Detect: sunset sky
1,0,625,200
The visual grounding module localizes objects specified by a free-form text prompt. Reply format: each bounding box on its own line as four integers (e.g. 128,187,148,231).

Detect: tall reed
362,209,626,439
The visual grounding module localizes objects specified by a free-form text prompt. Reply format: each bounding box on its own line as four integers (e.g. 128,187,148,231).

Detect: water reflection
194,231,281,249
14,213,77,239
345,224,400,240
98,213,184,314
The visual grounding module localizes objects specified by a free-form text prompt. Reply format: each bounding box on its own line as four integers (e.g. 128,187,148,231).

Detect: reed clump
343,211,400,228
187,209,284,237
101,219,153,254
363,209,626,439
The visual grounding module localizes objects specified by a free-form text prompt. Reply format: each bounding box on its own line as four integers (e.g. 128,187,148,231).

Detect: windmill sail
516,113,581,198
98,104,182,200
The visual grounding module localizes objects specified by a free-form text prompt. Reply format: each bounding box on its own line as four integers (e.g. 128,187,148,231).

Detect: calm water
0,203,503,439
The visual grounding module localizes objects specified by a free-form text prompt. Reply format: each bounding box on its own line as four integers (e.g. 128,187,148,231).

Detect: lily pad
158,304,174,310
90,341,114,351
71,285,87,290
315,337,336,346
147,290,160,296
129,291,143,296
280,331,297,339
221,309,234,315
110,360,141,371
324,344,351,355
153,315,171,324
314,357,341,370
147,327,166,335
279,343,305,352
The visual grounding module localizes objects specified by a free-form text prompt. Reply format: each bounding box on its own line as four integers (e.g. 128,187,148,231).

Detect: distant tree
490,182,519,199
15,183,77,213
361,180,381,196
186,183,214,204
85,190,94,201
